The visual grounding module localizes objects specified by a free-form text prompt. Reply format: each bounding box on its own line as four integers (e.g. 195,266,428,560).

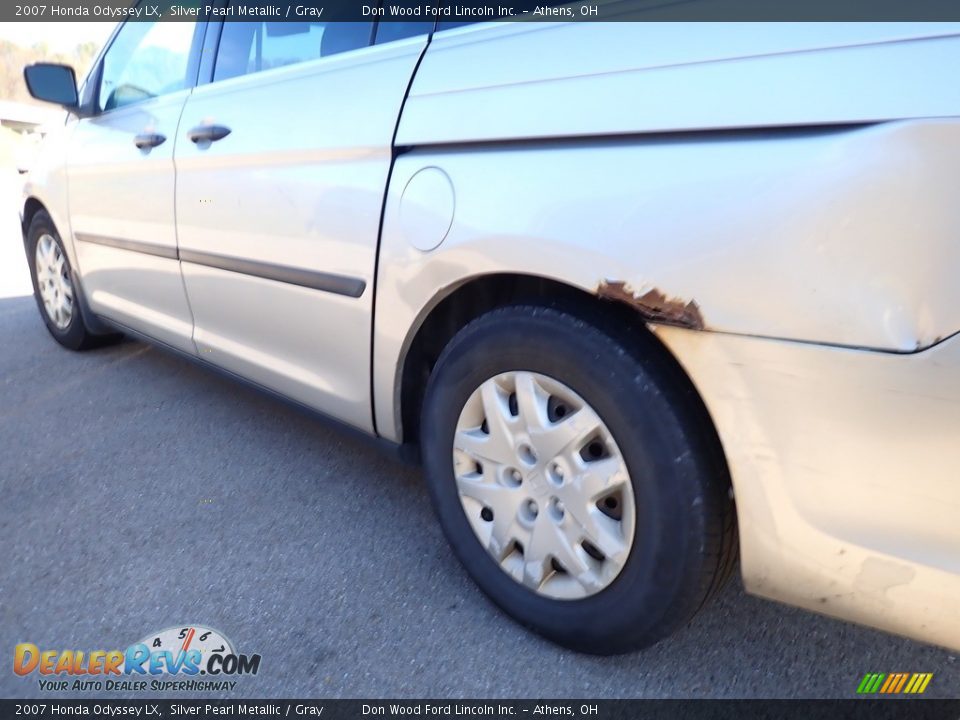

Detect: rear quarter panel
374,21,960,649
375,120,960,437
397,22,960,143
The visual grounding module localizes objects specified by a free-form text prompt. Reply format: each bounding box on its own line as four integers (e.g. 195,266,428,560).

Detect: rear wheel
420,305,736,654
452,369,636,600
27,210,120,350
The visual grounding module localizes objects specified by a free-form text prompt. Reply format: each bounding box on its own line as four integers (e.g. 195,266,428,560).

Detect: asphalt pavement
1,168,957,699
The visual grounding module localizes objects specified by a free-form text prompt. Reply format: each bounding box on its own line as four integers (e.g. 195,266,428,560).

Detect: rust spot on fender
597,280,705,330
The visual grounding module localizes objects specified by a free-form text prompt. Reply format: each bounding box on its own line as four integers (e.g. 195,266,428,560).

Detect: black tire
26,210,120,351
420,305,737,654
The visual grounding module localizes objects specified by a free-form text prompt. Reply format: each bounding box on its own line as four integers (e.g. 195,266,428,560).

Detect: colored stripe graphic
856,673,886,694
906,673,933,694
893,673,910,693
857,672,932,694
880,673,907,693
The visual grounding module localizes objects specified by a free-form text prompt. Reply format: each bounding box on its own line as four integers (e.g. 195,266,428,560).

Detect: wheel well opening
398,274,730,491
399,275,585,448
21,198,46,240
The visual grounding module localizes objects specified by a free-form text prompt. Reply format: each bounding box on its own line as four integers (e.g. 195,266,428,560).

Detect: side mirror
23,63,80,111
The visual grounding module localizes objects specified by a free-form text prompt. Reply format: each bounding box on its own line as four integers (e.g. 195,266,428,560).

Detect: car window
373,0,433,44
437,0,570,28
436,20,477,31
98,10,199,112
374,21,434,45
214,7,374,82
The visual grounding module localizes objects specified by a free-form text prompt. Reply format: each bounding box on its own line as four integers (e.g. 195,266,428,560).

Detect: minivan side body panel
69,89,197,353
397,22,960,144
20,20,960,652
374,21,960,650
174,34,428,431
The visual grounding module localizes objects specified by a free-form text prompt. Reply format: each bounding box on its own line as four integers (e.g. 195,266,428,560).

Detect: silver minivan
21,9,960,653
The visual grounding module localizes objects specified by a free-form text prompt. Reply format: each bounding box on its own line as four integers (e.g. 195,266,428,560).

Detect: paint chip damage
597,280,705,330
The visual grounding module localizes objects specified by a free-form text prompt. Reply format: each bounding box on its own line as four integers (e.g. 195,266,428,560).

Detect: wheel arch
21,196,115,338
396,273,732,495
21,196,48,244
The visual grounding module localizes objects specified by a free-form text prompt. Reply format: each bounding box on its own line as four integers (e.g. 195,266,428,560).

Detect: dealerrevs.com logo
13,625,261,692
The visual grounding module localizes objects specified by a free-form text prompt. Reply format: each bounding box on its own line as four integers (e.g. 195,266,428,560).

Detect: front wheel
26,210,120,351
420,306,736,654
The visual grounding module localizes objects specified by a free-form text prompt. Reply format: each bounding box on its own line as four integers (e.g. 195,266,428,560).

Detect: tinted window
98,11,199,111
436,20,476,31
374,0,433,44
374,21,433,45
437,0,570,28
214,9,373,82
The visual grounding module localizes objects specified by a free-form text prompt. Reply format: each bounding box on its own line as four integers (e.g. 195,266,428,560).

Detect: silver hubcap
453,371,635,600
35,234,73,330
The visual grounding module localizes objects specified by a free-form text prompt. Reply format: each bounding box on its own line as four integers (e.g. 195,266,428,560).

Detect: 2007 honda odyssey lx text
21,8,960,653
